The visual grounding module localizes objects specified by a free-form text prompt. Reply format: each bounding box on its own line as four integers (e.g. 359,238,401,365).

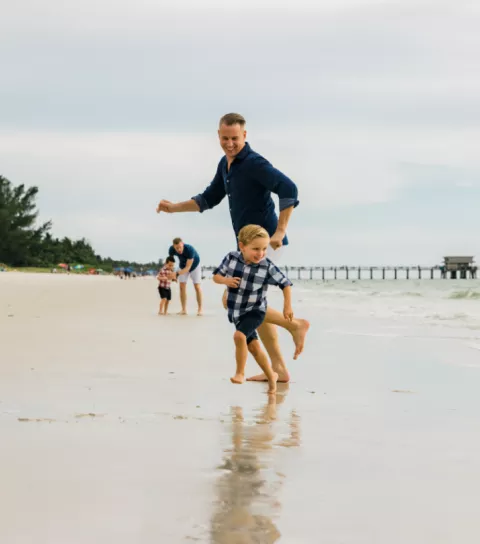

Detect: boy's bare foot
230,374,245,384
267,372,279,395
247,370,290,383
177,310,187,315
292,319,310,360
197,309,203,316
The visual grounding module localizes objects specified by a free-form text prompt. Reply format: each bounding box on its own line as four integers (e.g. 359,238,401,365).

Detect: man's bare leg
178,282,187,315
247,322,290,383
232,331,248,384
194,283,203,316
248,340,278,394
264,307,310,360
222,289,228,309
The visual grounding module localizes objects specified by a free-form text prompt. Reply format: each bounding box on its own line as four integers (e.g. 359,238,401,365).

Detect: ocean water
289,279,480,353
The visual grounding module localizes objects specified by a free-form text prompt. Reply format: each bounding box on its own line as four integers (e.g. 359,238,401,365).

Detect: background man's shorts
178,265,202,284
158,286,171,300
234,310,266,344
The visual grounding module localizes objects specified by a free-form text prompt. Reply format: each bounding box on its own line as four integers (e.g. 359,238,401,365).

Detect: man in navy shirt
168,237,203,316
156,113,299,382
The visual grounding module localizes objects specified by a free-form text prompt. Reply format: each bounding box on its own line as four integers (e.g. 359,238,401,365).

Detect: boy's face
239,236,269,264
173,242,184,254
165,261,174,270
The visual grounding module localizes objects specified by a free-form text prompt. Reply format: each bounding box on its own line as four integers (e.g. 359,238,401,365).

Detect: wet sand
1,273,480,543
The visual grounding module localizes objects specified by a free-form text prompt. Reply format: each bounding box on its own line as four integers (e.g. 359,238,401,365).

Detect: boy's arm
266,261,294,319
282,286,294,321
177,258,194,277
212,253,241,288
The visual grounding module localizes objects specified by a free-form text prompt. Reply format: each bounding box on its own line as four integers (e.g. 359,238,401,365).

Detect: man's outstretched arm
157,199,199,213
156,162,226,214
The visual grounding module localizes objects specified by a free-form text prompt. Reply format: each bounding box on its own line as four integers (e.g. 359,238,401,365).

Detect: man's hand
283,303,294,322
156,200,175,213
270,229,285,250
224,277,241,288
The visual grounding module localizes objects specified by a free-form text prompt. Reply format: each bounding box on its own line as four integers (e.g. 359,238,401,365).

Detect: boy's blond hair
238,225,270,246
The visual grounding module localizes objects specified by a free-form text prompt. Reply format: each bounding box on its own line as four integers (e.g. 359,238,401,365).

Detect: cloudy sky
1,0,479,265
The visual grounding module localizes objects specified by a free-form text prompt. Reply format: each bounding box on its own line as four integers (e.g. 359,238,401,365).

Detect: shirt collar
237,251,265,268
233,142,251,162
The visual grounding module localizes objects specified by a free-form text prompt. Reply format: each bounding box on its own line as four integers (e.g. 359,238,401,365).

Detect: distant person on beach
156,256,176,315
168,238,203,316
213,225,309,395
156,113,299,383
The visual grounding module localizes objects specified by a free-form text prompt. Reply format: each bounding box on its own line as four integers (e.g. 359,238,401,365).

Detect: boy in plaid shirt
213,225,310,394
156,256,176,315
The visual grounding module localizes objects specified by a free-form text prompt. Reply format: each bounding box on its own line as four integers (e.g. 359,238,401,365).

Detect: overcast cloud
1,0,479,265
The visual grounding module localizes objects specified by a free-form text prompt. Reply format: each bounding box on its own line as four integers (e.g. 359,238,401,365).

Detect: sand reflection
211,386,301,543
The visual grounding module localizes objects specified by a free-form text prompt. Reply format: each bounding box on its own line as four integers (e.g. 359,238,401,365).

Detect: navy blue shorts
234,310,265,344
158,286,171,300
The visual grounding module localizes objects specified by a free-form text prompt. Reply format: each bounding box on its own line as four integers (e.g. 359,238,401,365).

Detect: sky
1,0,479,266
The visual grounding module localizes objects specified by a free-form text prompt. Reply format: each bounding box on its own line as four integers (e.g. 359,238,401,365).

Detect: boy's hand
283,304,294,321
224,277,241,288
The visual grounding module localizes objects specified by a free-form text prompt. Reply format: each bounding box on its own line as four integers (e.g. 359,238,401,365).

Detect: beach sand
1,272,480,543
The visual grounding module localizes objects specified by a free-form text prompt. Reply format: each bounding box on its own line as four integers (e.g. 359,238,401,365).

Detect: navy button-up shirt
192,143,299,245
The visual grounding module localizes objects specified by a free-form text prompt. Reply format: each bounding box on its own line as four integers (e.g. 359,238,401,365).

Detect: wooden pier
201,256,478,281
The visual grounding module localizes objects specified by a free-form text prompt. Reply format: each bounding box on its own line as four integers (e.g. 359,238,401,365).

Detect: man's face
218,123,246,160
173,242,184,254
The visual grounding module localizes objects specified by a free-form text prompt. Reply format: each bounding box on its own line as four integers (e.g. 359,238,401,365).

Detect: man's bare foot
292,319,310,360
267,372,279,395
247,370,290,383
230,374,245,384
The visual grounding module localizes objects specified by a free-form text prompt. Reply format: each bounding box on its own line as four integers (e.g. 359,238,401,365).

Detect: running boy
213,225,309,394
156,256,175,315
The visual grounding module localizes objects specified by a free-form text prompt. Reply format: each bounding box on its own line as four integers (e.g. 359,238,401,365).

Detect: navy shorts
158,286,171,300
234,310,265,344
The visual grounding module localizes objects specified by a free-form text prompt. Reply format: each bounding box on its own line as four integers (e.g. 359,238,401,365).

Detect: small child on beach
213,225,310,395
156,257,176,315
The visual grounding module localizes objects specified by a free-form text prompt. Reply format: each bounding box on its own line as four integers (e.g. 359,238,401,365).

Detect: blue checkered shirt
213,251,292,323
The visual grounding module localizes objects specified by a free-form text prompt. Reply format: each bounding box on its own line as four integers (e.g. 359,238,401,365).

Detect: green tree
0,176,51,266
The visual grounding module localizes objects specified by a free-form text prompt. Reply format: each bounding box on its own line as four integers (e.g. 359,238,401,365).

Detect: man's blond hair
219,113,246,128
238,225,269,246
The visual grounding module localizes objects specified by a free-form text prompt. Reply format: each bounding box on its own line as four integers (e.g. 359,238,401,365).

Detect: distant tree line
0,175,161,271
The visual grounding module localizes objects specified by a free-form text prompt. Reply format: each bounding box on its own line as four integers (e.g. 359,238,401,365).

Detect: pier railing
201,265,478,280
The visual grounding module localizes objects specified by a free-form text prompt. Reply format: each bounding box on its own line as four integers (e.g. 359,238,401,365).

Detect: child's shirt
213,251,292,323
157,266,172,289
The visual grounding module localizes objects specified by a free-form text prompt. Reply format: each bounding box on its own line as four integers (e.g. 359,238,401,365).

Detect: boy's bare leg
194,283,203,316
178,282,187,315
264,307,310,360
248,340,278,395
159,299,166,315
164,300,170,315
232,331,248,384
247,323,290,383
